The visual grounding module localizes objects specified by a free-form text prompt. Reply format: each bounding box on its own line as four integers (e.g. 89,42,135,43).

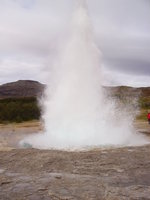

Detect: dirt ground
0,121,42,150
0,120,150,200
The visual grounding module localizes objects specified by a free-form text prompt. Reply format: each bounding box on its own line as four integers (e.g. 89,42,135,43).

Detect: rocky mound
0,80,45,99
0,80,150,100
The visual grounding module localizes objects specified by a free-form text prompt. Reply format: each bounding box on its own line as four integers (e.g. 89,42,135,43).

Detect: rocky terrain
1,81,150,199
0,121,150,199
0,80,45,99
0,80,150,100
0,144,150,199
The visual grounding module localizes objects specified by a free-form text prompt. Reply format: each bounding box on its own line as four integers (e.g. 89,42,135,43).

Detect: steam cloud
20,0,148,150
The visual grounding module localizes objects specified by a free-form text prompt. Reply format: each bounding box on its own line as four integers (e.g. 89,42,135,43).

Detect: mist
20,0,148,150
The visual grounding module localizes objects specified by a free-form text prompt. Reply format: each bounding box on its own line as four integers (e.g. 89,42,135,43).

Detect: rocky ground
0,121,150,199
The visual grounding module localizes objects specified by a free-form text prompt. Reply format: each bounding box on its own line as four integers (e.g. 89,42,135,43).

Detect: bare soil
0,121,42,150
0,121,150,200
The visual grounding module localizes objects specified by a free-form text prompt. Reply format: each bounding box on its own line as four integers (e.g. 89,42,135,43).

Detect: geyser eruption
21,0,148,149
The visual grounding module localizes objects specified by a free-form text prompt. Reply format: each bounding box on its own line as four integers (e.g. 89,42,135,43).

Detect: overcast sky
0,0,150,87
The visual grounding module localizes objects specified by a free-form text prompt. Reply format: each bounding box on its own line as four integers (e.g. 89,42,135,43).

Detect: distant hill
0,80,45,99
0,80,150,99
106,85,150,98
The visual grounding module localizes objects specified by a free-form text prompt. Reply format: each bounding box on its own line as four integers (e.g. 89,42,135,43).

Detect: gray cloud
104,58,150,76
0,0,150,86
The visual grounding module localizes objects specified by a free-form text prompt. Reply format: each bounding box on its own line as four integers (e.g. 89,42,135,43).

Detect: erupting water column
21,0,148,149
43,0,105,148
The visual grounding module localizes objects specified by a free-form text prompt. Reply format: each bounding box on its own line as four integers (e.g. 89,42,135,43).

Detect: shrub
0,97,41,123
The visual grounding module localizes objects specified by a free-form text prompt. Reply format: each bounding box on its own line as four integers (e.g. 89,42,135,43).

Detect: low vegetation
0,80,150,123
136,97,150,121
0,97,41,123
0,95,150,123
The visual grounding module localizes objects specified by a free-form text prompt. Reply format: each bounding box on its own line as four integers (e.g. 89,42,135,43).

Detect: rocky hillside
106,86,150,99
0,80,150,99
0,80,45,99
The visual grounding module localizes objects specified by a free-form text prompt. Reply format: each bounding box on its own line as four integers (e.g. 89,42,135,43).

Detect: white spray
21,0,148,149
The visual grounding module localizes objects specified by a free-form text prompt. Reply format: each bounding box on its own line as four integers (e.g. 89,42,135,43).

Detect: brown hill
0,80,45,99
106,86,150,98
0,80,150,100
